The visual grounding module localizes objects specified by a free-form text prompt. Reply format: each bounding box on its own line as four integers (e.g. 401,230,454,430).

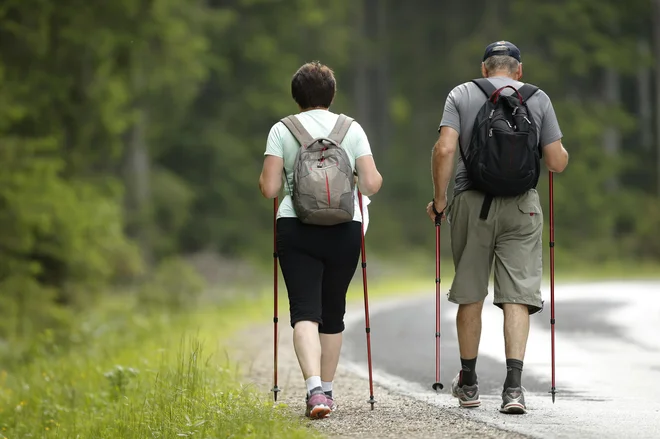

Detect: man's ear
481,62,488,78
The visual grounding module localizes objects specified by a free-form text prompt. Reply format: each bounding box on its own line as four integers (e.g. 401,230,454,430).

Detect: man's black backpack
460,78,541,219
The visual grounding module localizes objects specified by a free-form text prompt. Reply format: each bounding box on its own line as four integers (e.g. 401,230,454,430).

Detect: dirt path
227,303,531,439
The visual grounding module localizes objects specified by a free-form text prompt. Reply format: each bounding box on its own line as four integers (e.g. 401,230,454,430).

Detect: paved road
342,280,660,439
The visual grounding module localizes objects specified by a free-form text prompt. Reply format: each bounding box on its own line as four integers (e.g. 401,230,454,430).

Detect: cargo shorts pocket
517,200,541,215
515,197,543,233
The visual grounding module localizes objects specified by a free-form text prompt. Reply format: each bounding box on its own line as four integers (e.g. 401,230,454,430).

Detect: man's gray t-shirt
439,76,563,197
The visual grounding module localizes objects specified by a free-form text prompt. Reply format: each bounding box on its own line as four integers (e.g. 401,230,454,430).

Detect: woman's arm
259,155,283,199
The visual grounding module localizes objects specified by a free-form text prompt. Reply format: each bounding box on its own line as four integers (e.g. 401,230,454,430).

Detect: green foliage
0,0,659,381
0,300,319,439
0,135,143,343
137,257,206,312
156,0,359,258
363,0,660,262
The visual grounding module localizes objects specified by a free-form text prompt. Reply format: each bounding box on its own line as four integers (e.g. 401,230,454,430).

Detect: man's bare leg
503,303,530,361
456,300,484,386
500,303,530,413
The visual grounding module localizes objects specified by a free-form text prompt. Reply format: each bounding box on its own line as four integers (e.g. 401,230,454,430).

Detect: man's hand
426,197,447,224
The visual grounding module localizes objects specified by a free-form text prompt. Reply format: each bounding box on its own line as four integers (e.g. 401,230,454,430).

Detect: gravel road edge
226,295,533,439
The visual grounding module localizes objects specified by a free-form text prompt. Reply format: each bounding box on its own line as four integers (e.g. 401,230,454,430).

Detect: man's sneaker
500,387,527,414
325,393,337,412
451,371,481,408
304,392,331,419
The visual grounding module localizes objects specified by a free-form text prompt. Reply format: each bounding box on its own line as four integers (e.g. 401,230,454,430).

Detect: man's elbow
546,151,569,173
547,162,567,173
434,141,457,158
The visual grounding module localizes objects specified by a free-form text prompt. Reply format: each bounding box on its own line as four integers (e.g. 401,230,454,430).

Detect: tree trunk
353,0,370,137
375,0,390,152
637,39,653,151
123,50,153,267
653,0,660,196
603,68,621,191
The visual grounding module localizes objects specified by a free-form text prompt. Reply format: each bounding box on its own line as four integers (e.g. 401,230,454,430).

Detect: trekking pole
548,172,557,403
358,191,376,410
432,211,444,392
272,196,281,402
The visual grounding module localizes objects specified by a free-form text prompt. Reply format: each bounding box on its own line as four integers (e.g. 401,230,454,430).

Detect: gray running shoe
500,387,527,414
451,372,481,408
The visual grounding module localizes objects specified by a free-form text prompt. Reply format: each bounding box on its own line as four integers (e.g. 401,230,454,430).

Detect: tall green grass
0,298,320,439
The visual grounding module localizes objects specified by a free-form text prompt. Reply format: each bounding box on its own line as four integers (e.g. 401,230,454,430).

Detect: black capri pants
276,217,362,334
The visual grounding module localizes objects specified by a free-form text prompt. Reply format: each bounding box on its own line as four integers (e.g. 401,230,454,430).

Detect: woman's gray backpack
280,114,355,226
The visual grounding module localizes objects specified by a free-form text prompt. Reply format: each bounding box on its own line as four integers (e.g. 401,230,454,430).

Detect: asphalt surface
342,280,660,439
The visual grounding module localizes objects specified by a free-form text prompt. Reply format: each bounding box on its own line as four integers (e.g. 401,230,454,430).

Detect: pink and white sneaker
325,393,337,412
304,392,331,419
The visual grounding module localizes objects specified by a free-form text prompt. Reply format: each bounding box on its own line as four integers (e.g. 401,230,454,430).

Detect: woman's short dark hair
291,61,336,109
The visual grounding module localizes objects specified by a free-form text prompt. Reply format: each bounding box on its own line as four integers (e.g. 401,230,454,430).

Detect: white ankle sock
305,376,322,395
322,381,333,393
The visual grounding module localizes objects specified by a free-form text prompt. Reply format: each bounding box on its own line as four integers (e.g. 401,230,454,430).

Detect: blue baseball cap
483,41,521,62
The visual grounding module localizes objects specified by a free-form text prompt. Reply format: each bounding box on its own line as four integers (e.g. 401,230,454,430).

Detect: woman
259,61,383,419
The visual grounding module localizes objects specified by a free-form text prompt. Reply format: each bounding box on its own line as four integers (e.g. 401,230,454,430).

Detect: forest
1,0,659,348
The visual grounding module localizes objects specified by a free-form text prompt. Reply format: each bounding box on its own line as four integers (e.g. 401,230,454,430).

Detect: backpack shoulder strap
518,84,540,103
471,78,497,99
328,114,354,144
280,115,315,146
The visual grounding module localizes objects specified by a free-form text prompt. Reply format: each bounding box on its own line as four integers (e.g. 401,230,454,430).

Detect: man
426,41,569,414
259,61,382,419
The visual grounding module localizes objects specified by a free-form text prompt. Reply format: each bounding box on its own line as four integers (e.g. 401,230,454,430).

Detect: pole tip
432,382,444,392
271,386,281,402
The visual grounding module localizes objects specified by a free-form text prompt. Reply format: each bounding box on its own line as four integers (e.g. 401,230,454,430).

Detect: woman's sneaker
325,392,337,412
500,387,527,414
305,391,331,419
451,371,481,408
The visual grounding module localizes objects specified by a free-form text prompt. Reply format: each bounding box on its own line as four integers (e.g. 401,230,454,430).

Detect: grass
0,297,322,439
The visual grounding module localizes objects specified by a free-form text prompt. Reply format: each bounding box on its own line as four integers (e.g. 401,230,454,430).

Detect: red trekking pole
432,210,444,392
272,197,281,402
548,172,557,403
358,191,376,410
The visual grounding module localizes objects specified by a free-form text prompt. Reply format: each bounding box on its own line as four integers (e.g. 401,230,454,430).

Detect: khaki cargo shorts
446,189,544,315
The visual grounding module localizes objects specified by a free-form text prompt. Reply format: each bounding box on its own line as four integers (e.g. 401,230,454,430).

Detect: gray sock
308,386,324,397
